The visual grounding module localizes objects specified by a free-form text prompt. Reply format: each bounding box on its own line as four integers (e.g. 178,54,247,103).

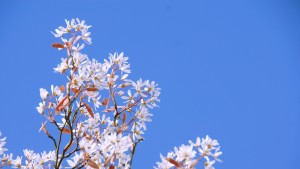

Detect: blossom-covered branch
0,19,221,169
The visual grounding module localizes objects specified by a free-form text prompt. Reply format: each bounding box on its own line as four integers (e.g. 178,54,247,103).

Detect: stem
48,134,57,148
129,139,143,169
108,84,119,126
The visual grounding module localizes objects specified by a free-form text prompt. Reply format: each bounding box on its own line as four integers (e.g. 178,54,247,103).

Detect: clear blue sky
0,0,299,168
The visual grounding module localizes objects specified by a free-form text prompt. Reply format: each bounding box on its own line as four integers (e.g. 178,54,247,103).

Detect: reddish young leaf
55,96,69,114
166,158,182,168
62,128,71,134
72,88,79,94
84,103,94,118
65,42,70,48
109,165,115,169
72,66,77,72
122,113,127,124
88,160,99,169
102,98,109,106
86,87,98,91
52,42,64,48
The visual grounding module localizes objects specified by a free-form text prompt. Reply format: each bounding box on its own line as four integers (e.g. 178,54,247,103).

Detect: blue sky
0,0,300,168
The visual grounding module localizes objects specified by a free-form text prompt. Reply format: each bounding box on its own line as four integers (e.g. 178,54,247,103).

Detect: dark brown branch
47,134,57,148
129,139,143,169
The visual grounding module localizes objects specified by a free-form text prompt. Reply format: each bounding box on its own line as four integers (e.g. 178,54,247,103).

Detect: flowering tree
0,19,222,169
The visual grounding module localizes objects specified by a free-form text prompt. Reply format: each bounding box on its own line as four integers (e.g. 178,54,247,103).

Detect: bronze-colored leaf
62,128,71,134
84,103,94,118
65,42,70,48
166,158,182,168
86,87,98,91
55,96,69,114
72,66,77,72
52,42,64,48
72,88,79,94
109,165,115,169
122,113,126,124
102,98,109,106
88,160,99,169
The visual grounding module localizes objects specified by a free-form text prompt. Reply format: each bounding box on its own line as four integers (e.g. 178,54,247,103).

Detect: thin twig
129,139,143,169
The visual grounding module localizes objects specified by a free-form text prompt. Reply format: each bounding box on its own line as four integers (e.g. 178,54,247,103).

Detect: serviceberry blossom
0,18,221,169
155,136,222,169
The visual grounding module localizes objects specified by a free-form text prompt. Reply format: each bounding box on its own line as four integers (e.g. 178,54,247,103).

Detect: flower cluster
36,18,161,169
0,19,221,169
155,136,222,169
0,145,55,168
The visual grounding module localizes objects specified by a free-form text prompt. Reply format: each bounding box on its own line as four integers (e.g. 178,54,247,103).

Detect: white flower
79,137,98,155
107,52,131,73
76,18,91,31
85,113,100,131
156,136,221,169
72,43,85,52
131,125,144,141
154,154,174,169
51,26,68,37
54,57,72,74
51,85,62,96
39,88,49,100
132,79,147,97
174,144,196,162
65,18,76,31
1,153,13,165
135,107,152,130
12,156,22,168
212,146,222,162
199,135,220,156
36,102,45,114
144,80,158,94
72,52,87,66
204,156,215,169
81,29,92,44
67,152,83,168
189,137,201,148
100,114,110,125
121,90,137,103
